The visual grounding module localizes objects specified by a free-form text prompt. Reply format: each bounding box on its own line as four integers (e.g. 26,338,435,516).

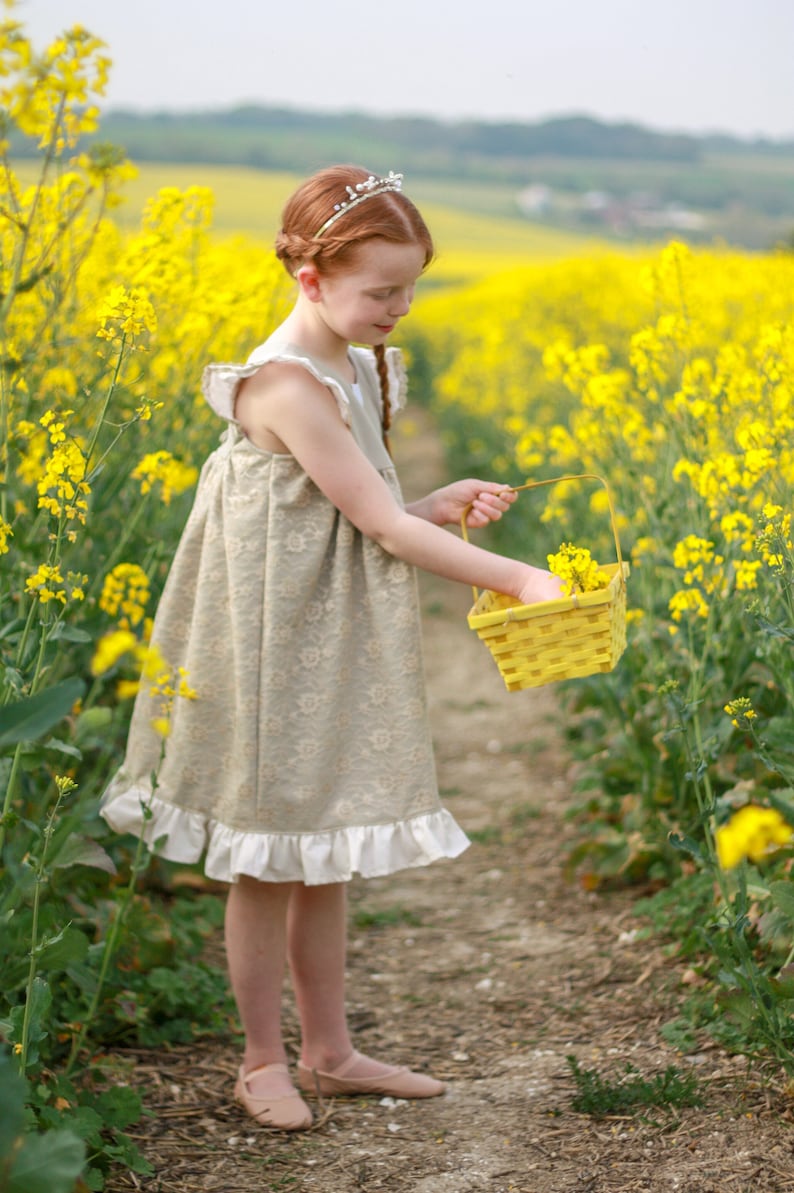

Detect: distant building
517,184,552,216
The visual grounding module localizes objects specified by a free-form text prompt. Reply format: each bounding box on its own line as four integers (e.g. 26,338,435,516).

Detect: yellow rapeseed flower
733,559,762,591
90,629,137,675
131,451,198,505
724,697,757,729
716,805,792,869
99,562,150,628
25,563,66,603
547,543,609,596
96,285,156,348
668,588,709,622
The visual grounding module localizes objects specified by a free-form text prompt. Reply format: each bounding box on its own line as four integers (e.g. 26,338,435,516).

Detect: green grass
352,904,423,930
566,1055,703,1116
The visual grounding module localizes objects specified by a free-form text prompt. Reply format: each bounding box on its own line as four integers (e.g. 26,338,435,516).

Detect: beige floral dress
101,338,470,884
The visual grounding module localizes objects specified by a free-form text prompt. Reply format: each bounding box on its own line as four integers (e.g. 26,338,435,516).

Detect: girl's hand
517,565,565,605
409,479,516,528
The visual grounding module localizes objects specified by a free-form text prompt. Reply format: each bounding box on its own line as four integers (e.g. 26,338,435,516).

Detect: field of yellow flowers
2,13,794,1189
410,244,793,871
407,242,794,1070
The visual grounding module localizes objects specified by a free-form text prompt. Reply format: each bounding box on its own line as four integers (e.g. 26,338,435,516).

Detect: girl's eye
370,291,391,300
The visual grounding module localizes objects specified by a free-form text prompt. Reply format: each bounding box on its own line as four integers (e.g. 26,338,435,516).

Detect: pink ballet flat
296,1050,446,1099
234,1063,313,1130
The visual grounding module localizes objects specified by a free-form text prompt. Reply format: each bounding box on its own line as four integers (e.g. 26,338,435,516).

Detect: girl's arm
236,365,562,605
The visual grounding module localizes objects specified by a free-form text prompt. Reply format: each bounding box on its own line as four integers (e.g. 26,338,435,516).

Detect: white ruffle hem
101,786,470,886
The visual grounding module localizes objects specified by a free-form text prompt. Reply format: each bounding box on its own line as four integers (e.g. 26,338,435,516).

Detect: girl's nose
390,290,412,317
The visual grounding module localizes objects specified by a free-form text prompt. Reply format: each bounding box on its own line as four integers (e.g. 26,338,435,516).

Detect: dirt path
111,412,794,1193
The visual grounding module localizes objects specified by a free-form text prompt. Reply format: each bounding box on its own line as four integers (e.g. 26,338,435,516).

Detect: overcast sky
18,0,794,140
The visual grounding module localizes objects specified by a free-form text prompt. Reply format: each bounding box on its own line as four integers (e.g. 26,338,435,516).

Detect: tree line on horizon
13,104,792,180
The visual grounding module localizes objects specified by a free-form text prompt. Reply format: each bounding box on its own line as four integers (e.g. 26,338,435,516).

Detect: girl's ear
296,264,323,303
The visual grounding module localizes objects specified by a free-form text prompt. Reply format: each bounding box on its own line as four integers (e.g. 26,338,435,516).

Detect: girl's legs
224,876,297,1097
226,876,438,1103
287,881,352,1070
287,881,417,1080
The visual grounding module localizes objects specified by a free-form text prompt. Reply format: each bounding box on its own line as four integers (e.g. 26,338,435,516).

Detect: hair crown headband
313,171,404,238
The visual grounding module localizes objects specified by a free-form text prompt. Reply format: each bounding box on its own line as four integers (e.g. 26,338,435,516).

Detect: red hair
275,164,434,278
275,165,434,455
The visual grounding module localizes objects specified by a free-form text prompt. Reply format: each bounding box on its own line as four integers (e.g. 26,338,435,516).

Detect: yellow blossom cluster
131,451,198,505
90,629,197,736
715,806,792,869
96,285,157,348
547,543,609,596
99,563,151,628
724,697,757,729
35,410,91,527
25,563,87,604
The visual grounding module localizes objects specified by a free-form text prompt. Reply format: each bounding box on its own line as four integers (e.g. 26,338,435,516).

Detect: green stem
0,744,24,856
64,749,163,1076
0,96,66,336
18,784,65,1075
84,336,127,470
12,599,39,676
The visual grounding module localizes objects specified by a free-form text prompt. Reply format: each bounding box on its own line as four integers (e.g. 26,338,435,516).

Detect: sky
18,0,794,140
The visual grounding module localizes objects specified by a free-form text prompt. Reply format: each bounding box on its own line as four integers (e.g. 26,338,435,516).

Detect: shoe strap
327,1050,406,1080
242,1061,289,1083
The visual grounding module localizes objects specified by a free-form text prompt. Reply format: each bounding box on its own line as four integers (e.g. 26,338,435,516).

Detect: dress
100,337,470,885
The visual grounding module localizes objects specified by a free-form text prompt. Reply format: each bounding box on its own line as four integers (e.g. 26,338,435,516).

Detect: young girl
101,165,562,1131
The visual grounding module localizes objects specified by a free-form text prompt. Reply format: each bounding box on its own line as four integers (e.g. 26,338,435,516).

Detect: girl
101,165,562,1131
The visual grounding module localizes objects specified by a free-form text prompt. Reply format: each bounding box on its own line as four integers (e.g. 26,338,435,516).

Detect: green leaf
36,926,90,972
42,737,83,760
11,978,52,1064
766,718,794,748
767,788,794,822
717,987,757,1028
48,623,92,644
52,834,117,875
0,679,85,749
73,706,113,744
768,881,794,923
0,1053,27,1162
92,1085,144,1130
6,1129,86,1193
668,831,704,862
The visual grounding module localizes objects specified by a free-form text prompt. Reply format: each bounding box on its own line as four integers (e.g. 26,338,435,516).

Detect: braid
373,344,392,456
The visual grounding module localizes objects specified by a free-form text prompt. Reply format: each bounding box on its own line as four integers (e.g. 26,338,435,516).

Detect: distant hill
69,106,793,179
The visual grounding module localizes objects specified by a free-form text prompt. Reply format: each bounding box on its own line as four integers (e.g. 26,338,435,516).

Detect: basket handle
460,472,626,606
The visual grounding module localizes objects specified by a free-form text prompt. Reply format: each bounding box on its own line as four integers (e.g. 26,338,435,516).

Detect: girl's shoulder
201,342,408,426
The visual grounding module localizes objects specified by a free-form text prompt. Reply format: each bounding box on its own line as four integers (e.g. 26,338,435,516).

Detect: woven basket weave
463,474,629,692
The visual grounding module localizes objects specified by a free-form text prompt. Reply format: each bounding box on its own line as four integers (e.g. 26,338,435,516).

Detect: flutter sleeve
201,346,354,428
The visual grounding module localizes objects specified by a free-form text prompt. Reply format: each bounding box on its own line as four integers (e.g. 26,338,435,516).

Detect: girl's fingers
474,489,514,517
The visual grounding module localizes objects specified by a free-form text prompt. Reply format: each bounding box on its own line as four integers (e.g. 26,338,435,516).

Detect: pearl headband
313,171,404,238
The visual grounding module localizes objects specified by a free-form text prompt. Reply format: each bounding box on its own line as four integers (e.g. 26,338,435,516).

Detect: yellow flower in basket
547,543,610,596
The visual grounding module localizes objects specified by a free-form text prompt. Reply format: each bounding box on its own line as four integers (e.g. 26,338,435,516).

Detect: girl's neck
275,307,354,381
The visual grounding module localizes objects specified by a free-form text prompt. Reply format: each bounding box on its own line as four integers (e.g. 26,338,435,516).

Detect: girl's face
303,239,427,347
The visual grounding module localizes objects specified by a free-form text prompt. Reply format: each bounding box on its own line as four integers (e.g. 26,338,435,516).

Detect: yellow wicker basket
463,474,630,692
